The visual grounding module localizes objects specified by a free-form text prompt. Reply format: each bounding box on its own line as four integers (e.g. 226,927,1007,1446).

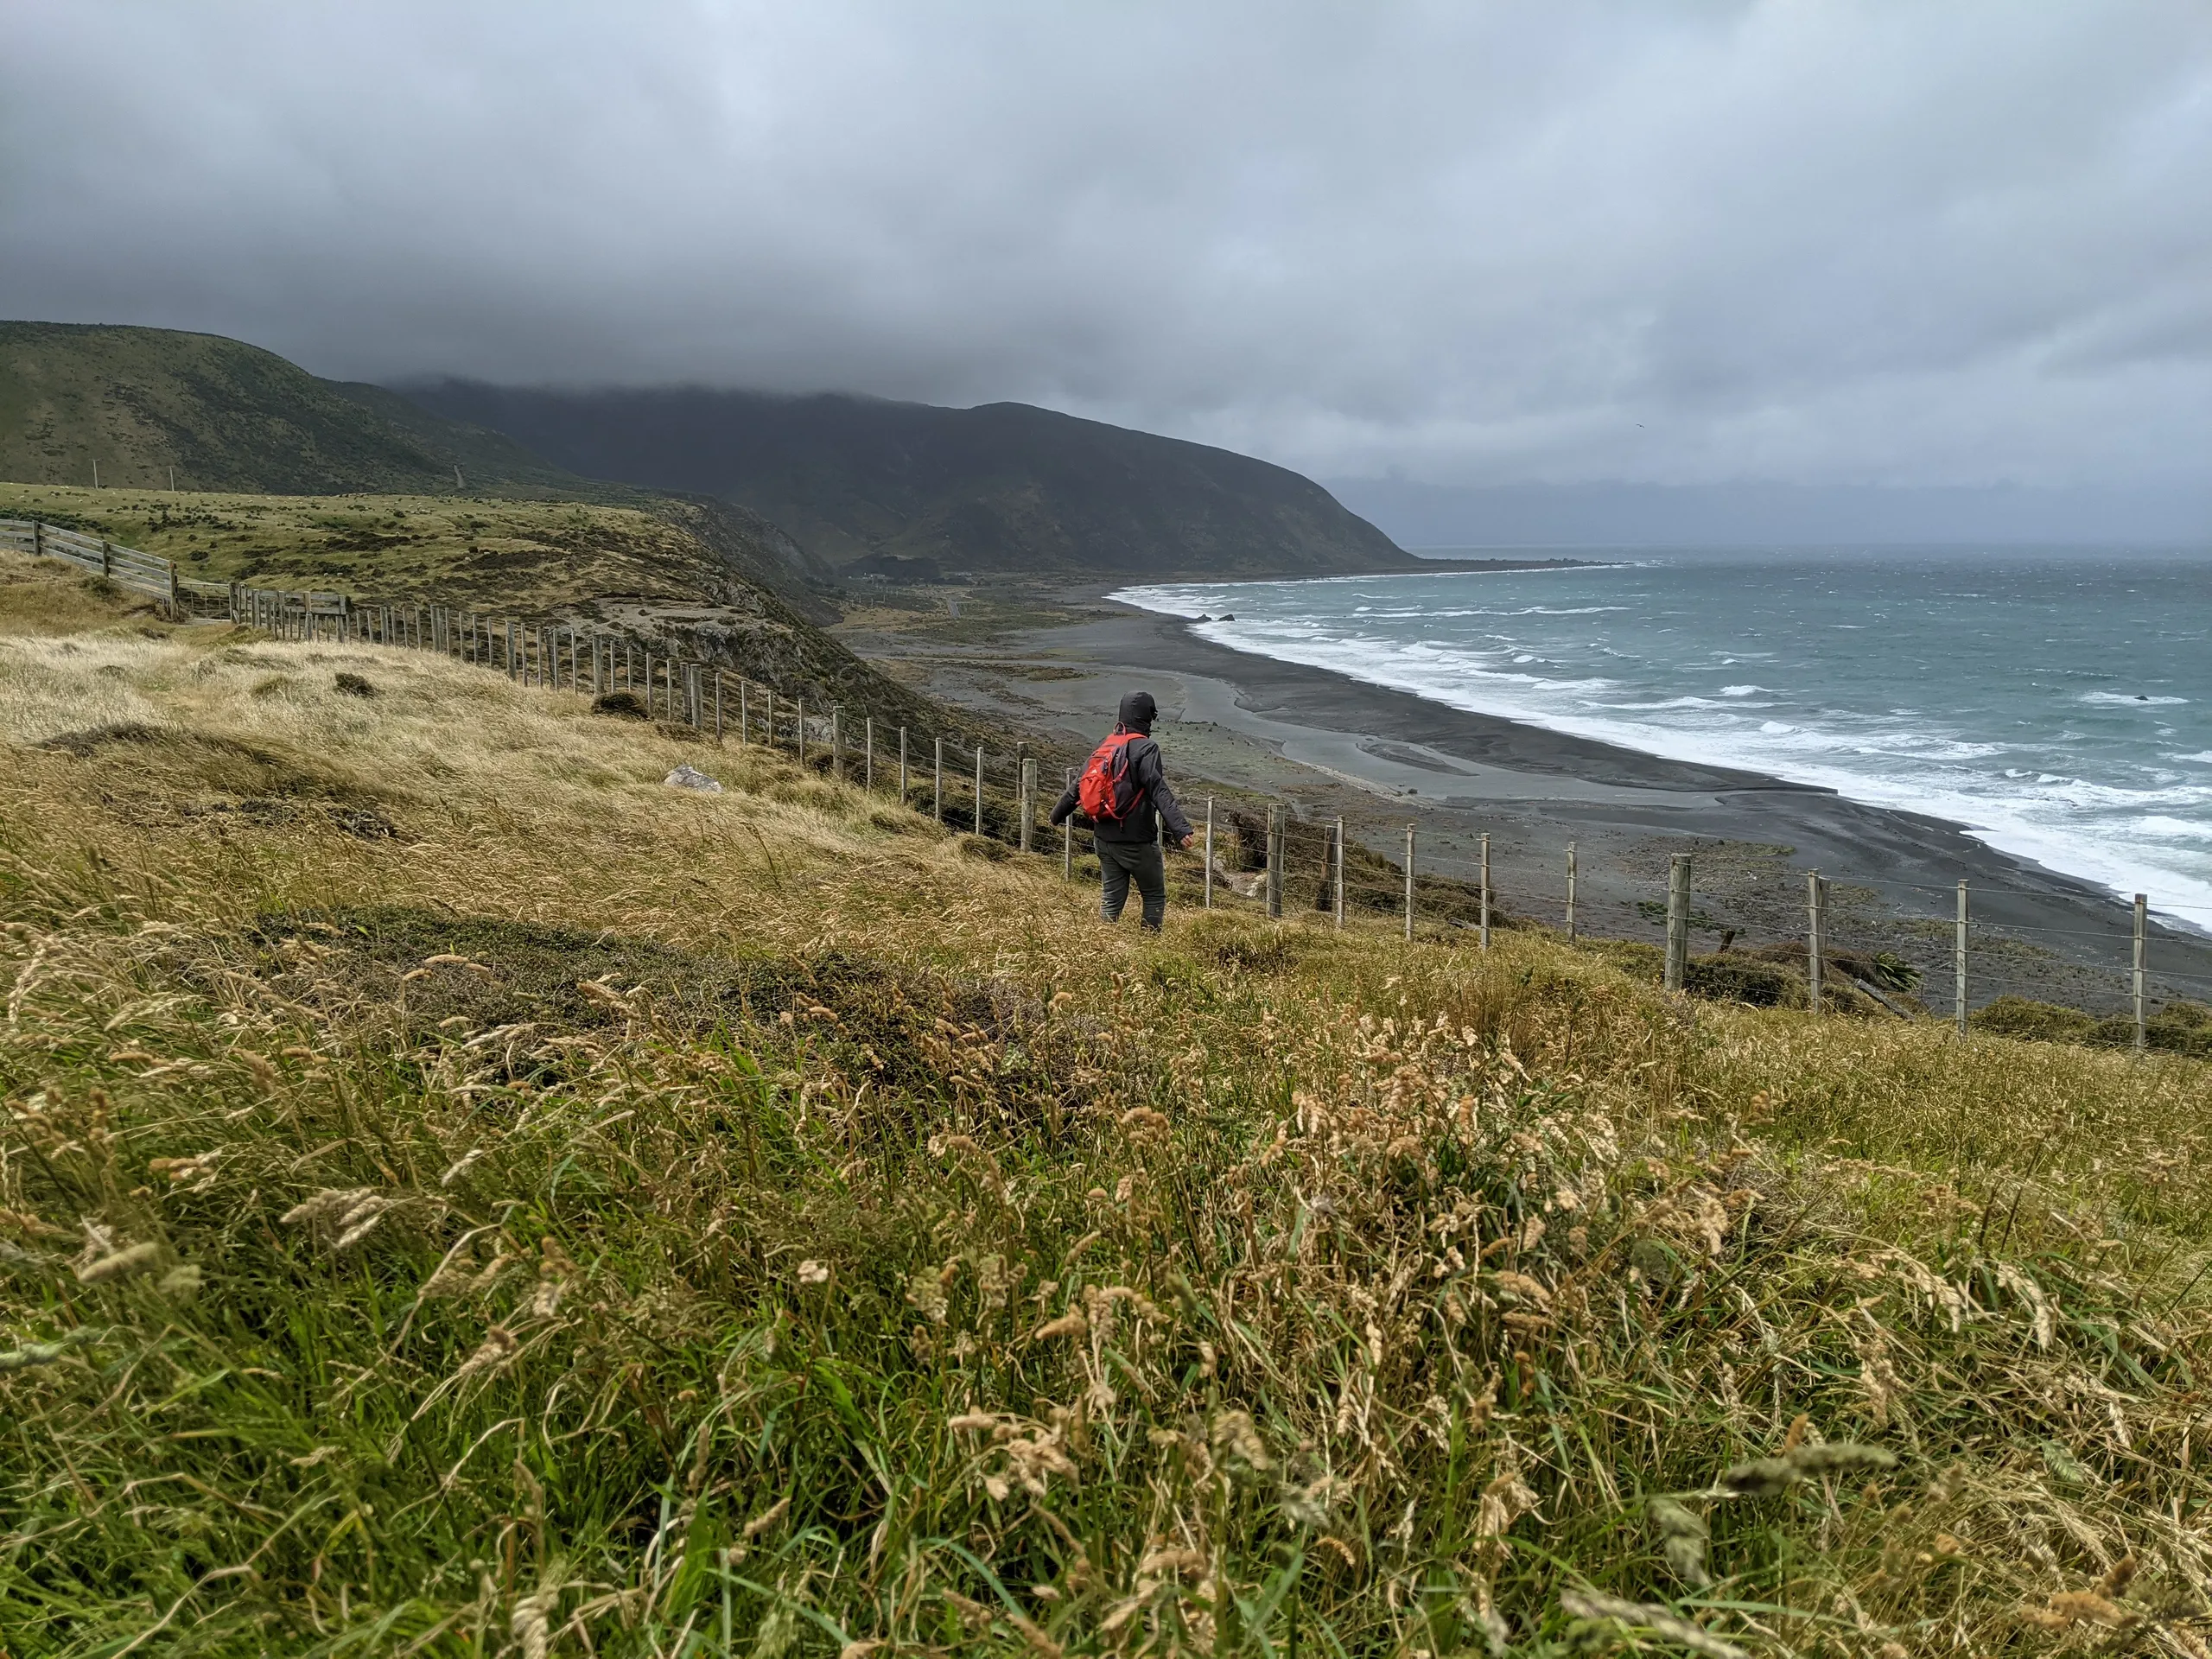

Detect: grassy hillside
4,553,2210,1655
0,322,593,498
401,383,1420,579
0,325,844,607
0,482,932,731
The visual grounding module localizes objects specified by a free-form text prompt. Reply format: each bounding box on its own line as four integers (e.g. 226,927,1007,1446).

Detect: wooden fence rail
0,518,204,610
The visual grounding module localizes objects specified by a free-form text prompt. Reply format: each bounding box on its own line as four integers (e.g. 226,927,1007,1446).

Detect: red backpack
1077,731,1147,823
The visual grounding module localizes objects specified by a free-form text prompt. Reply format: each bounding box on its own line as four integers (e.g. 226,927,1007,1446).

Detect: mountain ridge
396,381,1419,579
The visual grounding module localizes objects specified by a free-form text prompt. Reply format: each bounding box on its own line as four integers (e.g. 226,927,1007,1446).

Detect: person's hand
1180,834,1198,850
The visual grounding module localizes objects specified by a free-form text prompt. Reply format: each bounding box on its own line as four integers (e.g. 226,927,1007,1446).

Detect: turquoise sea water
1116,547,2212,924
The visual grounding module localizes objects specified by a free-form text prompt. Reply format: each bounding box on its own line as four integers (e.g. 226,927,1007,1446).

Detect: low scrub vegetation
4,559,2211,1656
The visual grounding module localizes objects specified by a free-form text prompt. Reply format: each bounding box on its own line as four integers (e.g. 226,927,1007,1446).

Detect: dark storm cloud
5,0,2209,487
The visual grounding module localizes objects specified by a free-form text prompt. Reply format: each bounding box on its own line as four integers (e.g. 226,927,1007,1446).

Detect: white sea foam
1113,560,2212,922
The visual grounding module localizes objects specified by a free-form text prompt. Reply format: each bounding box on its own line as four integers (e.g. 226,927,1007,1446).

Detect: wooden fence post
899,727,908,800
974,746,986,836
740,680,750,742
1404,824,1415,942
1204,798,1214,909
1334,817,1345,931
1266,804,1283,919
2134,893,2148,1052
1019,757,1036,853
714,672,723,741
934,737,944,823
1955,880,1970,1037
1664,855,1690,991
1068,771,1079,881
1566,841,1578,942
1807,871,1825,1013
1478,831,1491,950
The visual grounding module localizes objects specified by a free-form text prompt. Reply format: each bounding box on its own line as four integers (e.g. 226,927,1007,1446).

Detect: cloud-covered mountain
399,382,1414,578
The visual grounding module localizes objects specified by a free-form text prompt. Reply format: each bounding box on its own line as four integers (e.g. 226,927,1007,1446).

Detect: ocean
1115,546,2212,925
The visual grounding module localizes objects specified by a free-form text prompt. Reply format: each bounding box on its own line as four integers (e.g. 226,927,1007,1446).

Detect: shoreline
836,581,2212,1013
1108,579,2211,925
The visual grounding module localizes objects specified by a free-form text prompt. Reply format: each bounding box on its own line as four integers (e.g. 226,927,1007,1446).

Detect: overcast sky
7,1,2209,490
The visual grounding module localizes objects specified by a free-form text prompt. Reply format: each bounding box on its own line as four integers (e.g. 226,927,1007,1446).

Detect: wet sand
837,583,2212,1013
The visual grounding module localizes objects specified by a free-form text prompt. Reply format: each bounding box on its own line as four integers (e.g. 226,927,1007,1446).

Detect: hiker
1051,690,1195,932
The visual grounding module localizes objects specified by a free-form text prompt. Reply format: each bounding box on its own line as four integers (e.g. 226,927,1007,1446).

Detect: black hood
1116,690,1158,733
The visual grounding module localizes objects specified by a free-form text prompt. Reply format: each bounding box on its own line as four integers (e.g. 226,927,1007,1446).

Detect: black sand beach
836,581,2212,1014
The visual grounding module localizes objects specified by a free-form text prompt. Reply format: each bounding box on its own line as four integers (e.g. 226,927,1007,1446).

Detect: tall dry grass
3,560,2211,1657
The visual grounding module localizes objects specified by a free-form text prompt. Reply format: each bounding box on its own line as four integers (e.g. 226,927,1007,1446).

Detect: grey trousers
1097,839,1167,931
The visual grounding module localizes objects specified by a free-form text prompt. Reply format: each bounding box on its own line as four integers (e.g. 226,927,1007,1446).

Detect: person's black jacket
1051,734,1192,845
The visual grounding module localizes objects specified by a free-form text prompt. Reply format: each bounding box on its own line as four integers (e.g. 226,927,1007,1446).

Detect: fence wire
88,558,2209,1049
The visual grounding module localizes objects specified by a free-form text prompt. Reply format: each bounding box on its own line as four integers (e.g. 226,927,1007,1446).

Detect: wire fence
16,520,2204,1052
208,582,2212,1054
1400,827,2212,1052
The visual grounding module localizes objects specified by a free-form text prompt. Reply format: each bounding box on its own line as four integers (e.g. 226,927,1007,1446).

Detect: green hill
0,321,588,497
0,323,842,601
400,382,1421,579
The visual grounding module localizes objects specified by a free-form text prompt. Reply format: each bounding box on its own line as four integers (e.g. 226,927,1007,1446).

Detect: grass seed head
73,1240,162,1283
1561,1590,1749,1659
1649,1496,1713,1587
157,1263,203,1299
454,1325,518,1382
